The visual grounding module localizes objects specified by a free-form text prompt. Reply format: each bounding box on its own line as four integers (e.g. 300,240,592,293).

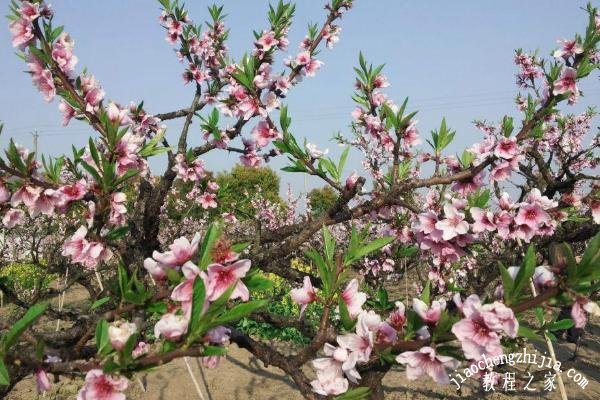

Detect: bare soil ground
2,285,600,400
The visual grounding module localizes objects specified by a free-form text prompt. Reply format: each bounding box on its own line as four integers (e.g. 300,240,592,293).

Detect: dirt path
6,329,600,400
2,284,600,399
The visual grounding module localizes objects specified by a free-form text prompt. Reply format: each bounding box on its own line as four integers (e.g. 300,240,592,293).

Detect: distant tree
217,165,282,219
307,186,338,216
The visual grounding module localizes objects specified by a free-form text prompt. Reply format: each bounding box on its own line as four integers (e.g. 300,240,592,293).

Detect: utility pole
30,130,39,158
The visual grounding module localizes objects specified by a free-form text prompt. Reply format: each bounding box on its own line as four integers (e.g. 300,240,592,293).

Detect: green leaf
306,249,331,295
244,272,274,292
210,300,268,327
90,296,111,311
339,297,356,331
121,332,139,361
105,226,129,241
231,242,251,253
498,262,515,304
1,303,48,352
512,245,536,299
146,301,168,314
88,138,101,167
322,225,336,264
548,319,574,331
518,325,544,342
334,387,370,400
80,160,103,186
579,232,600,278
198,224,221,269
95,319,110,354
117,264,129,298
197,285,236,331
189,277,207,334
345,236,395,265
202,345,228,357
338,146,350,175
113,168,140,188
534,307,544,324
0,360,9,386
420,281,431,305
432,311,455,341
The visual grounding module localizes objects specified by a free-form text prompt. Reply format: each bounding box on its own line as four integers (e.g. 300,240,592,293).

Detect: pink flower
470,207,496,233
494,137,519,159
52,33,78,74
452,173,484,196
154,313,189,341
205,259,251,301
132,342,150,358
27,55,55,102
114,132,145,176
239,151,261,167
592,201,600,224
172,154,206,182
256,30,279,51
435,204,468,240
35,369,51,393
19,1,40,21
2,209,25,228
412,298,445,325
304,58,323,77
237,97,261,120
62,226,112,269
166,19,183,40
345,171,359,190
205,326,230,345
553,67,578,100
553,39,583,59
0,182,10,203
571,299,600,329
30,189,59,217
206,181,219,192
396,347,459,384
77,370,128,400
152,233,201,267
532,266,556,289
198,192,218,209
514,203,550,230
108,192,127,226
107,102,129,125
108,321,137,351
340,279,367,318
337,312,379,362
56,179,87,206
295,51,311,65
387,301,407,330
373,74,389,88
451,295,518,362
571,300,587,329
312,343,360,385
402,121,421,149
170,262,206,317
305,142,328,159
143,257,166,280
290,276,317,316
9,18,34,48
201,355,222,369
310,375,348,396
11,185,42,209
84,87,105,112
222,212,238,223
251,120,280,148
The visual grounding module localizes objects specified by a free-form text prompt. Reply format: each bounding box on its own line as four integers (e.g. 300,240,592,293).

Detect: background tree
307,186,338,216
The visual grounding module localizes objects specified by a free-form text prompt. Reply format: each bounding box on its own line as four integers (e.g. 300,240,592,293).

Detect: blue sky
1,1,598,195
